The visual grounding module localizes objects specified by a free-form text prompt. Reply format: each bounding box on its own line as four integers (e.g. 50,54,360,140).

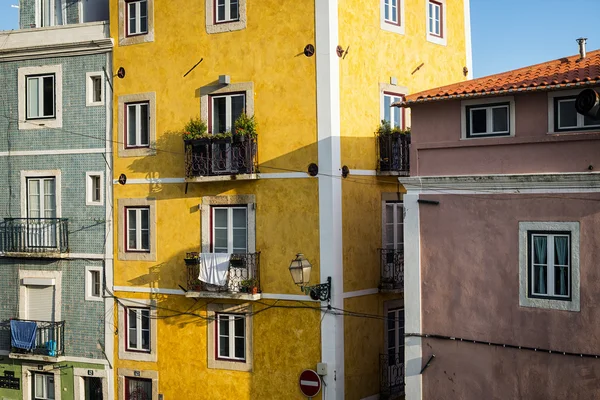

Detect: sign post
299,369,322,399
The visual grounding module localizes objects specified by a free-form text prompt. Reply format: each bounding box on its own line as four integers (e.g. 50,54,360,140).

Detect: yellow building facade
109,0,470,398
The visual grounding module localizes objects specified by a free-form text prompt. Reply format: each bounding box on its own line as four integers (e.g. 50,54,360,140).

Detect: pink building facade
400,51,600,400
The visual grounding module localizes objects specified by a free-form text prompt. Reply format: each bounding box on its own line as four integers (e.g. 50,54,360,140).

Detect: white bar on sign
300,381,319,387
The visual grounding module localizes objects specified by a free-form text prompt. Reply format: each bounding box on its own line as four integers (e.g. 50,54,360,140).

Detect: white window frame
215,0,240,23
86,72,104,107
200,195,256,254
26,74,56,120
125,102,150,148
34,373,55,400
118,198,157,262
18,65,63,130
36,0,66,28
85,171,104,206
556,98,600,132
519,222,580,312
126,307,151,352
22,364,62,400
85,266,103,302
381,0,404,34
383,201,403,250
528,232,571,299
126,0,148,36
18,270,62,322
426,0,447,46
211,206,248,253
216,313,246,361
118,299,157,362
466,103,510,138
382,92,404,129
118,92,156,157
118,0,154,46
207,303,252,371
210,93,246,134
461,96,516,140
206,0,246,34
20,170,62,219
125,207,150,252
548,88,600,133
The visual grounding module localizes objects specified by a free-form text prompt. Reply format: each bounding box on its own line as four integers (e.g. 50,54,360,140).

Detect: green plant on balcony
376,120,411,137
239,278,258,294
233,113,257,142
182,117,208,141
184,252,199,265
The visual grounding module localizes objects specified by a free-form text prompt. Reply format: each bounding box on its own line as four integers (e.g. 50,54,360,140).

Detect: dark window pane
533,236,547,264
231,95,245,125
234,337,244,358
470,109,487,134
127,378,152,399
142,329,150,350
492,107,508,132
219,336,229,357
555,266,569,296
217,1,225,21
127,105,137,145
141,310,150,329
559,99,578,128
43,76,54,117
140,104,149,145
230,0,239,20
583,113,600,127
219,316,229,336
534,265,547,294
234,316,244,337
213,97,227,132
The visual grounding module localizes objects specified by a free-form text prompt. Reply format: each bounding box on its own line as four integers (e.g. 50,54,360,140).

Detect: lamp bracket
301,276,331,302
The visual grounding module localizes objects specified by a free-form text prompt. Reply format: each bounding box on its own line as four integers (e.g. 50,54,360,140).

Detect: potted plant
239,279,253,293
233,113,257,143
184,252,199,265
376,120,410,171
182,118,208,144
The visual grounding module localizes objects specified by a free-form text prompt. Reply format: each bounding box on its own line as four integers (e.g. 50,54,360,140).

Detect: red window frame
428,0,443,38
214,312,246,362
124,101,150,149
384,0,401,27
124,307,151,353
124,377,152,400
124,206,150,253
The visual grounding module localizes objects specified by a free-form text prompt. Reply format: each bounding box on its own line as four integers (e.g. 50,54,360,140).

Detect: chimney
577,37,587,59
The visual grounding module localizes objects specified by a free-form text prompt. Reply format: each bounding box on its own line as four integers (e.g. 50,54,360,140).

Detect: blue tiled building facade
0,1,112,398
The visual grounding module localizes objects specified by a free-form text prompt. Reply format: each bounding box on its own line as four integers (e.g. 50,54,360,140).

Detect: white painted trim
20,169,62,218
18,64,63,130
518,222,580,312
65,253,105,259
425,0,447,46
342,288,379,299
403,193,422,400
259,172,309,179
261,293,316,301
114,285,185,295
61,356,109,365
464,0,473,79
117,298,158,362
350,169,377,176
380,0,405,35
22,278,55,286
85,265,104,302
112,172,311,185
461,96,515,139
0,148,106,157
86,71,105,107
19,270,62,322
86,171,105,206
73,367,109,400
316,0,344,397
547,87,600,133
400,173,600,194
22,363,62,400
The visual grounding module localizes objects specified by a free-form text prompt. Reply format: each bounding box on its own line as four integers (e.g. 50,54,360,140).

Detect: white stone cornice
400,173,600,194
0,39,113,62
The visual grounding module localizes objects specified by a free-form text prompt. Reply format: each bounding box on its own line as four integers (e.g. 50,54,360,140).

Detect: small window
126,307,151,352
383,0,400,25
555,96,600,132
34,373,55,400
126,207,150,252
125,377,152,400
125,102,150,148
465,103,510,138
86,172,104,206
427,0,442,37
126,0,148,36
86,73,104,107
216,313,246,361
215,0,239,23
85,266,103,301
211,93,245,133
26,74,55,120
212,206,248,253
384,202,403,251
528,232,571,300
383,93,404,129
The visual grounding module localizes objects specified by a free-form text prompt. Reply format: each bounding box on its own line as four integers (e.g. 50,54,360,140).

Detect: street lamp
289,253,331,302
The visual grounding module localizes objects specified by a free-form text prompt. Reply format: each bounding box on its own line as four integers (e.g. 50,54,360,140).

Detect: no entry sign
299,369,322,398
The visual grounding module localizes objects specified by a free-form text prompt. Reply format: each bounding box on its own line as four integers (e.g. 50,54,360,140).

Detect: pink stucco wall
419,193,600,399
410,91,600,176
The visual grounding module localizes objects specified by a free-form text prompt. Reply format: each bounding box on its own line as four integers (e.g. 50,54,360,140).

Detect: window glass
140,0,148,32
583,113,600,127
231,95,245,124
92,76,102,103
28,77,40,118
558,99,578,128
492,107,508,132
43,76,54,116
217,0,226,21
470,109,487,134
127,209,137,249
126,378,152,399
230,0,239,20
127,105,137,145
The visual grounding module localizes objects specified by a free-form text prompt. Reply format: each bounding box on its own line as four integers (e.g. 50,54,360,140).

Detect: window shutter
27,285,55,322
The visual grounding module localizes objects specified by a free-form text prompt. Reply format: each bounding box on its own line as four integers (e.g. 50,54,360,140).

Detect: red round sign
299,369,322,397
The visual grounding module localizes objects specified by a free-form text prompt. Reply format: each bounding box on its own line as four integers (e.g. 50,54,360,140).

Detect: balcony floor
185,173,259,183
184,290,261,301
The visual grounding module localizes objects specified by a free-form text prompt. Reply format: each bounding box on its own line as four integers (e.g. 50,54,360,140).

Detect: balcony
185,252,261,300
1,319,65,361
379,249,404,293
380,352,405,399
0,218,69,257
184,137,258,182
377,133,410,176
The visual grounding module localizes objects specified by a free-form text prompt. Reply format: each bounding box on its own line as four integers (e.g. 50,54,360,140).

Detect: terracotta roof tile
400,49,600,106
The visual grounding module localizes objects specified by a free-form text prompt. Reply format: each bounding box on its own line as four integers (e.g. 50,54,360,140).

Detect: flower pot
240,286,248,293
251,286,258,295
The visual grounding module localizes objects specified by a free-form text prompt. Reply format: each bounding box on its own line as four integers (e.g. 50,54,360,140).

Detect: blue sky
0,0,597,78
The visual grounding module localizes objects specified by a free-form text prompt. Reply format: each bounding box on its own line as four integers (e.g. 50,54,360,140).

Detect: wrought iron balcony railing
1,218,69,254
379,248,404,291
380,352,405,399
377,133,410,175
186,252,261,294
6,319,65,357
184,137,258,178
